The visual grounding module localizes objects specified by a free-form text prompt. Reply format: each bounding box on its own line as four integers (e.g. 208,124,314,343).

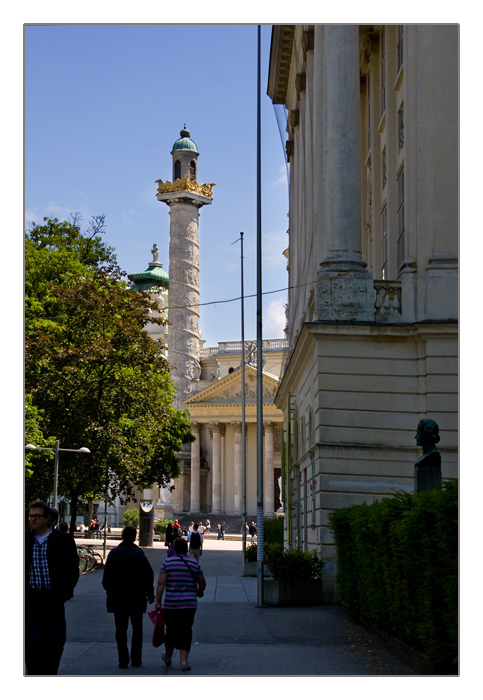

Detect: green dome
171,126,199,155
128,262,169,292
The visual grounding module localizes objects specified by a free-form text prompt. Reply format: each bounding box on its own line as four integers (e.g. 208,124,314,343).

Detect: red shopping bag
147,608,166,647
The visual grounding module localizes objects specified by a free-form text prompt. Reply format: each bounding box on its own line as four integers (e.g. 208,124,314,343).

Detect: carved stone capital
209,421,225,437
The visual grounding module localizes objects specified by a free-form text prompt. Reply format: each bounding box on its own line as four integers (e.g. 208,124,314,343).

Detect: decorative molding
156,174,215,198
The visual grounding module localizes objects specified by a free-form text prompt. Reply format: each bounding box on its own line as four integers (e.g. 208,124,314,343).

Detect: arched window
190,160,197,181
174,160,181,181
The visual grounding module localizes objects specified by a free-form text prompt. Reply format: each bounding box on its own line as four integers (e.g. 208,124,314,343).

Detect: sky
24,24,290,349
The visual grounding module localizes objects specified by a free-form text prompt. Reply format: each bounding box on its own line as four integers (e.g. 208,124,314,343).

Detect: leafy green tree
25,218,193,531
122,509,140,528
25,214,116,333
24,394,56,503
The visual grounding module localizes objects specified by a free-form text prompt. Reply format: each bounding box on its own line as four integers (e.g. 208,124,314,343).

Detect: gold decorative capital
155,174,215,198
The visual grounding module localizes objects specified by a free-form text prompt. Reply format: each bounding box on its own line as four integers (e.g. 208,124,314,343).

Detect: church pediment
184,365,279,407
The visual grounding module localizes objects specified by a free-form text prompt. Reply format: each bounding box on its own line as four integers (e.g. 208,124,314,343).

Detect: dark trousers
25,593,66,675
164,608,196,652
113,610,143,666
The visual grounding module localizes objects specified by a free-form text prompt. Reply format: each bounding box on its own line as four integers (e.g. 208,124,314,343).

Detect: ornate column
189,422,201,512
264,422,275,514
314,24,373,322
232,422,244,514
156,127,214,408
209,422,224,513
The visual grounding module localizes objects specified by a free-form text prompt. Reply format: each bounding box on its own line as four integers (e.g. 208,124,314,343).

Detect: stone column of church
232,422,243,514
314,24,373,322
263,422,275,515
189,422,200,512
166,201,202,408
210,422,223,513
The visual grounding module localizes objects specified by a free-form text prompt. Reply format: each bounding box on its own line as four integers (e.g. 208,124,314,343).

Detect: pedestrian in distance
187,523,203,561
155,537,206,672
102,525,155,669
249,521,257,544
204,519,211,534
218,521,225,540
25,500,80,675
173,520,182,538
165,521,174,547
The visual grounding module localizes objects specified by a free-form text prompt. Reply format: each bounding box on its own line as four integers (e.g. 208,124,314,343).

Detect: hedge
329,480,458,673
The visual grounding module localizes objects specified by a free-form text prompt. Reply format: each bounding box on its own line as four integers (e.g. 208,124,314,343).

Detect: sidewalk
60,537,416,676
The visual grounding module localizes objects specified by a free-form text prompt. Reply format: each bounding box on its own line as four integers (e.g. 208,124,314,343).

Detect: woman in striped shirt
155,537,206,671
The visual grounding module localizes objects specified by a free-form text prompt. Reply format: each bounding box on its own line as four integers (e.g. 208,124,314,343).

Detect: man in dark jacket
25,500,80,675
102,525,154,668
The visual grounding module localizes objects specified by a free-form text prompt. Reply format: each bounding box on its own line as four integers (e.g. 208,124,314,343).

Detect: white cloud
272,163,288,187
263,229,289,270
263,297,286,338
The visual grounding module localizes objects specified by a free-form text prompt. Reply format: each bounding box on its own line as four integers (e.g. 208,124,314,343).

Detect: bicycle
77,546,103,572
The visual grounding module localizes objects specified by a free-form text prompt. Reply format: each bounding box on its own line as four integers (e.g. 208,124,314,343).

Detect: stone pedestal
316,268,374,322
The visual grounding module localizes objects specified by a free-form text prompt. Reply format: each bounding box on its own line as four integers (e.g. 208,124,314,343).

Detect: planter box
263,579,323,606
243,560,271,577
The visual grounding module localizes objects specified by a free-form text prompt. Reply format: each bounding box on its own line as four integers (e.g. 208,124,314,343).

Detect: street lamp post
25,441,91,510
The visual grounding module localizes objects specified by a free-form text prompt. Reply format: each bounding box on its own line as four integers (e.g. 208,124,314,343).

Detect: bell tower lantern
171,125,199,182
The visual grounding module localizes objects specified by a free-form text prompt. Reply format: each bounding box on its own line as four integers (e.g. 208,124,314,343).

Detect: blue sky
24,24,289,348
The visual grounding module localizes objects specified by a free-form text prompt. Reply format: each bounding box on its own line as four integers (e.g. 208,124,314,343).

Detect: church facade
267,25,458,598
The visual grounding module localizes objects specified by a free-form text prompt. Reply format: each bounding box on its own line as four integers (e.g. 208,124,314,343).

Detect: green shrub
264,547,324,581
122,508,139,527
154,518,173,535
263,515,284,545
244,542,283,562
329,480,458,673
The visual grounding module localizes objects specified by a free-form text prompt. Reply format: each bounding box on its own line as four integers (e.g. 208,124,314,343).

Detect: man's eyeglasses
29,514,46,520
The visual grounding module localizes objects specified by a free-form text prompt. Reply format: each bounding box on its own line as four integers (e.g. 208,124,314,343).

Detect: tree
25,218,193,530
25,214,116,331
24,394,56,504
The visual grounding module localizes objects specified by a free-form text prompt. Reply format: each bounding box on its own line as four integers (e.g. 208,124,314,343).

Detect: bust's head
415,419,440,449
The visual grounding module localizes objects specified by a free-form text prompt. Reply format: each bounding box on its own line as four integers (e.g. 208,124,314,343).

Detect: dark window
397,25,404,73
381,204,388,279
397,168,405,269
174,160,181,180
190,160,197,181
380,28,386,116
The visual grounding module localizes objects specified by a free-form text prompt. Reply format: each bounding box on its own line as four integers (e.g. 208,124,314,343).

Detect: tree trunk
69,495,79,535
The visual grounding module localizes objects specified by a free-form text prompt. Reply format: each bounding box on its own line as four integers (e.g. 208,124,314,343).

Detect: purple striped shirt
160,554,202,609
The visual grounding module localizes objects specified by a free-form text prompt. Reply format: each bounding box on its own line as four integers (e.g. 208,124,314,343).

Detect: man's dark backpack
190,532,201,549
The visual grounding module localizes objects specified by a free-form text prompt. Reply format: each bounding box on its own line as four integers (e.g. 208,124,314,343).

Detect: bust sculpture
414,418,442,492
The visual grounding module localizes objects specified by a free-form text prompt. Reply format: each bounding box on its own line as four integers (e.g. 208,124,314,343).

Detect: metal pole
241,232,247,554
53,440,60,510
256,23,264,607
103,470,108,561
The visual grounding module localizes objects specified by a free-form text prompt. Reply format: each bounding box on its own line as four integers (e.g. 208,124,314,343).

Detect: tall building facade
268,25,458,599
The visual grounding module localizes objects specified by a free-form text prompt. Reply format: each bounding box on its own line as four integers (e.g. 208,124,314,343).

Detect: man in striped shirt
25,501,79,675
155,537,206,671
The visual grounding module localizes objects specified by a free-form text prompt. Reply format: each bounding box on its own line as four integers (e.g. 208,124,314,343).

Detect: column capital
209,421,225,436
263,420,275,434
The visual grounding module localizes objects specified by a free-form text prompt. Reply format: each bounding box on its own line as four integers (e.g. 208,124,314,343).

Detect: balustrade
374,281,402,320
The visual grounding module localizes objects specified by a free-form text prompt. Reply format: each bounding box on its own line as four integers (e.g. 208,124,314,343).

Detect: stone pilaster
314,24,373,322
209,422,224,513
232,422,244,515
189,422,201,512
264,422,275,514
